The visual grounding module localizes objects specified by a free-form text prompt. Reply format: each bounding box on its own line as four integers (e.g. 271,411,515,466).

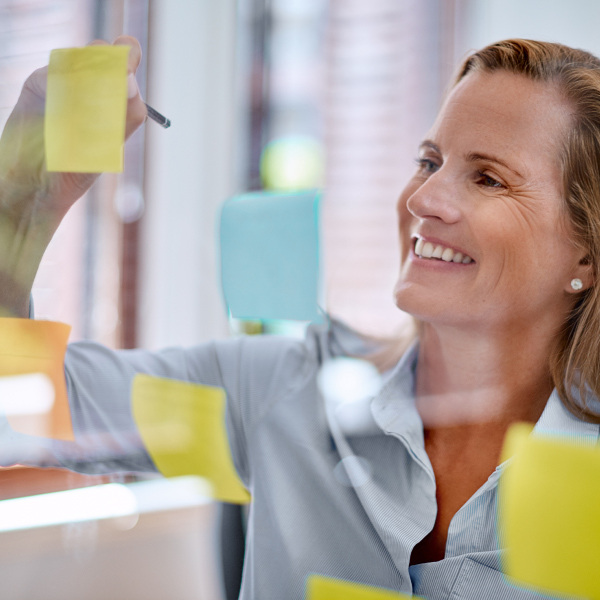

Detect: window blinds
323,0,453,336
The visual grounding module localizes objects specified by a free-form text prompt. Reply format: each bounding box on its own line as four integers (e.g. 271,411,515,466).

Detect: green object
260,136,324,191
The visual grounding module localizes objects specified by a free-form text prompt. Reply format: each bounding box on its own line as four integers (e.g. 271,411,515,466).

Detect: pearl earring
571,278,583,291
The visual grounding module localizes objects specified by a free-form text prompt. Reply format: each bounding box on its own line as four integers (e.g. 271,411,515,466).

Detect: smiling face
394,70,591,333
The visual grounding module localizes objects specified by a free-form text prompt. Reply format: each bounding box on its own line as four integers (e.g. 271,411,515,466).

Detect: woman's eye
415,157,439,174
476,171,503,188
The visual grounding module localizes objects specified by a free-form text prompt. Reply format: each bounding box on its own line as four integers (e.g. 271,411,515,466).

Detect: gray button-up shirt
1,319,597,599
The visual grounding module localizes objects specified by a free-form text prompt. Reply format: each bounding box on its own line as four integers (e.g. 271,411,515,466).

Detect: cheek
485,216,574,293
512,207,576,268
482,218,534,280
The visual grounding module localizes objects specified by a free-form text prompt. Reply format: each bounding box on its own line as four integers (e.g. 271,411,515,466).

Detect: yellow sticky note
45,46,129,172
0,319,73,440
131,374,250,504
499,423,600,599
306,575,420,600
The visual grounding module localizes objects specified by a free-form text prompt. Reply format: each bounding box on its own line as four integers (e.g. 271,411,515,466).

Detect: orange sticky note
45,45,129,172
499,423,600,599
306,575,420,600
0,319,73,440
131,374,250,504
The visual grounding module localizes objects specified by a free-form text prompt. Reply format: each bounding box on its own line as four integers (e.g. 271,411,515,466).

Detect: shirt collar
369,341,427,458
333,343,419,439
370,341,600,447
533,389,599,444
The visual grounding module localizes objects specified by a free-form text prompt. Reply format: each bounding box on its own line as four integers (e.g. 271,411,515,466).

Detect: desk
0,476,224,600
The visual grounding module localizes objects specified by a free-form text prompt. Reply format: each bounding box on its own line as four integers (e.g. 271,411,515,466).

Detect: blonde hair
454,39,600,422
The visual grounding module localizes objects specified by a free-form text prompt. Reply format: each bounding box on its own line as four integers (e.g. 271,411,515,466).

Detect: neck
415,321,556,429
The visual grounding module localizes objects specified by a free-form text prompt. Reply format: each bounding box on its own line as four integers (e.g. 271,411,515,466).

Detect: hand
0,36,147,316
0,35,146,216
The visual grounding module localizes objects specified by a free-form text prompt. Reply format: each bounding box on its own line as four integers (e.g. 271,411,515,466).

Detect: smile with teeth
414,238,473,264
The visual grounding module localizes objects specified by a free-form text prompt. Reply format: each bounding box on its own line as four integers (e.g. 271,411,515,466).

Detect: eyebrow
418,140,525,180
419,140,440,154
466,152,525,180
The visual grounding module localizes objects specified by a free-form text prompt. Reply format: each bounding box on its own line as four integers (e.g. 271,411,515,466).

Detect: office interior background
1,0,599,598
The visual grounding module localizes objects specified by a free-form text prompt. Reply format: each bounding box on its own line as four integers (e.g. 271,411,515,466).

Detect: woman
0,37,598,599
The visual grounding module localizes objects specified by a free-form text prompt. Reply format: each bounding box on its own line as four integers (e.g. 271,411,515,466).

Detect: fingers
110,37,146,137
25,39,109,102
113,35,142,74
88,36,146,138
21,38,145,152
124,92,147,139
88,36,141,73
22,65,48,102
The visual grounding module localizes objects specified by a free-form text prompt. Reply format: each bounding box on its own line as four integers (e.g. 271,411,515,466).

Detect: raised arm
0,36,147,317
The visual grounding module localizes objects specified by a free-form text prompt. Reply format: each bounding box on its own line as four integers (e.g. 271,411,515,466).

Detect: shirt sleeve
0,333,314,482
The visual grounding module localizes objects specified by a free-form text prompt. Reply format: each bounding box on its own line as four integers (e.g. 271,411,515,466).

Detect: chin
393,280,423,318
393,281,454,325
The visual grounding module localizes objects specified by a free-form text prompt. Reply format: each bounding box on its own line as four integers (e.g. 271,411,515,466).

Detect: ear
565,254,594,294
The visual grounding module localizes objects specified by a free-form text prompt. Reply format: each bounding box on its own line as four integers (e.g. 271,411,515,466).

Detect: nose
404,170,462,224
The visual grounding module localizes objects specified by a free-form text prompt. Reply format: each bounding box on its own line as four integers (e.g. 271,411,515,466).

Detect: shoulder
214,316,371,369
304,316,384,362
